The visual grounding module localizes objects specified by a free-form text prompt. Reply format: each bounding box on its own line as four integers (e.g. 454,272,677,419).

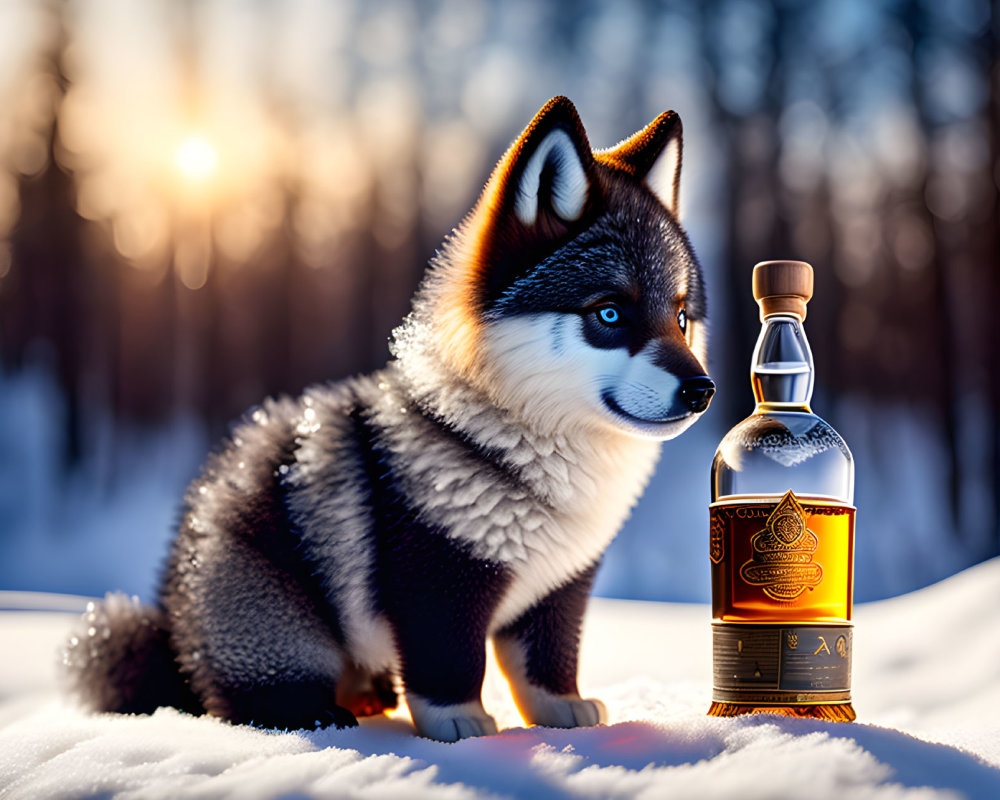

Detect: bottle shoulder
717,408,851,461
712,408,853,503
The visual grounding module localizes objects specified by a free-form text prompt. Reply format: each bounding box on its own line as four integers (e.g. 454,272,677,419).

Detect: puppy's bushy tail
63,592,202,715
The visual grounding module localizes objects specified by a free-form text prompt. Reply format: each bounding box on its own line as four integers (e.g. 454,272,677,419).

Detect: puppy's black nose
680,377,716,413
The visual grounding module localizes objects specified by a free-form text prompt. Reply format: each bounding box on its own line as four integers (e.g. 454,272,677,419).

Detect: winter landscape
1,1,998,798
2,557,999,799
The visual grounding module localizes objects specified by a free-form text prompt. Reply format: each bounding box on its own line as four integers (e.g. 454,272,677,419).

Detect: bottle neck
751,313,814,409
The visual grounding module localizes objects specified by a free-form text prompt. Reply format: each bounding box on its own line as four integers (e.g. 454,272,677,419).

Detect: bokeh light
174,136,218,182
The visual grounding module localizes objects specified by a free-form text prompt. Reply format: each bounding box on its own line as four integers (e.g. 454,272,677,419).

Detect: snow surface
1,560,998,799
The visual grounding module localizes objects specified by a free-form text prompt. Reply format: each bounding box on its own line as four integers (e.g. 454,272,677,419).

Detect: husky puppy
65,96,714,742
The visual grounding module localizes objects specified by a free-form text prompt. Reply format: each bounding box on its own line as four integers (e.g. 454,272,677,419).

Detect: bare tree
0,4,99,466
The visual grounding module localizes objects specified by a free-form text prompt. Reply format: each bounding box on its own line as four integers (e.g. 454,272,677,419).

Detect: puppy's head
407,96,713,440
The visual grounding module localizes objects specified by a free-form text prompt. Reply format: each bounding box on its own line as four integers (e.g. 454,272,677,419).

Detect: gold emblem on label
739,490,823,601
836,635,848,659
786,633,798,650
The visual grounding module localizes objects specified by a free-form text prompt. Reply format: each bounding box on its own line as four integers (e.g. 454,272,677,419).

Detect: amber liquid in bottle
708,261,856,722
711,498,853,623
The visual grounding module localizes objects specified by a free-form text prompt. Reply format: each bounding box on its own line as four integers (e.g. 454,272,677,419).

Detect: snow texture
1,559,998,799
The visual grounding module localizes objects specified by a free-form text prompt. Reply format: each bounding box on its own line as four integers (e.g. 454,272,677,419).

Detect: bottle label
710,492,854,623
710,491,855,704
712,623,852,703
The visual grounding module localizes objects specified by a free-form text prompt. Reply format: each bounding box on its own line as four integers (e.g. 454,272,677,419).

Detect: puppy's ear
505,97,593,226
600,110,683,217
473,96,597,307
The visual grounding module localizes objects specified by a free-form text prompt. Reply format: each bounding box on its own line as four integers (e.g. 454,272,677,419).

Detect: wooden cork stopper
752,260,814,321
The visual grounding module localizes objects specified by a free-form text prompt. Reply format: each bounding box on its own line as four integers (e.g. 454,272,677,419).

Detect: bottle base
707,701,856,722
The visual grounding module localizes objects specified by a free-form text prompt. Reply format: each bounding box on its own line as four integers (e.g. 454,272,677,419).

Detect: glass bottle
708,260,856,722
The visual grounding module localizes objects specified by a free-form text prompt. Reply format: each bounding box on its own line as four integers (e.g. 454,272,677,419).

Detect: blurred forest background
0,0,997,604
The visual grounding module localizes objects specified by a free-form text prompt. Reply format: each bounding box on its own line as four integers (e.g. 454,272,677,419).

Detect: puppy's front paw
517,690,608,729
567,696,608,727
406,695,498,742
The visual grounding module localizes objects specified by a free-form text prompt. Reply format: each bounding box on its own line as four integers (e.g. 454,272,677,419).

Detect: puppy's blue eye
598,306,621,325
678,308,687,334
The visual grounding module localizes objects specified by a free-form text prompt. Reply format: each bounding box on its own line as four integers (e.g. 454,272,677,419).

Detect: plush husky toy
65,96,714,742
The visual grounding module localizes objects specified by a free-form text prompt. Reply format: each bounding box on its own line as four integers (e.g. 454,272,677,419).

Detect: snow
2,560,999,799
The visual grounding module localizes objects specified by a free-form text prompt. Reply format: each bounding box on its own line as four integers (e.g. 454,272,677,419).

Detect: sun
174,136,219,181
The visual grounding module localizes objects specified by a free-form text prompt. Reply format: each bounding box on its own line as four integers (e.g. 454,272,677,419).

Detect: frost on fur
63,592,200,715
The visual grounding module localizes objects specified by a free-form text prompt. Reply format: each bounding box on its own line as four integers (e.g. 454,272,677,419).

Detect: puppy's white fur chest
486,436,661,628
370,374,662,628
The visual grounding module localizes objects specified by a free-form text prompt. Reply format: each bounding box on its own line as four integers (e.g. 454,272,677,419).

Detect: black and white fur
64,97,714,742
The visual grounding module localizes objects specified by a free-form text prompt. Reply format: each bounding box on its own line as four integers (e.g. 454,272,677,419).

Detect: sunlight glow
174,136,218,181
